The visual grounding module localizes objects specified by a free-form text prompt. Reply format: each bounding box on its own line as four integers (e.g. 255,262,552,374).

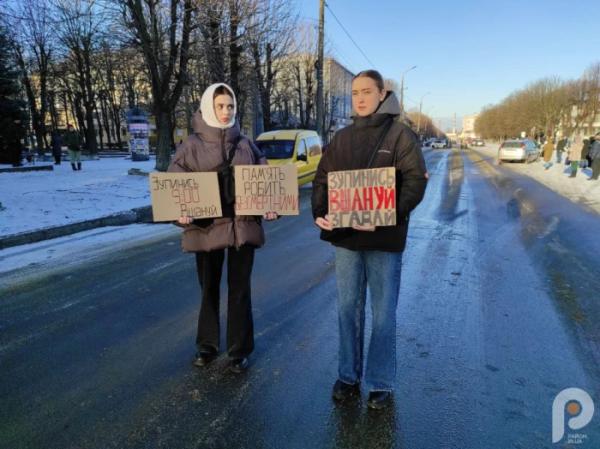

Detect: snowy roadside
0,223,178,279
0,157,156,238
470,144,600,214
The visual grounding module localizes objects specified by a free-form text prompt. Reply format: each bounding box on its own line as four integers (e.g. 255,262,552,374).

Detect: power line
324,2,377,69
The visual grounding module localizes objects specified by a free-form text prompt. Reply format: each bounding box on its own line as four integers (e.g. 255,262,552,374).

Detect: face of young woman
352,77,386,117
213,94,234,124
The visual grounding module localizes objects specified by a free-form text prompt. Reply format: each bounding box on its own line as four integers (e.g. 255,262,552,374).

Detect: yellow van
255,130,323,186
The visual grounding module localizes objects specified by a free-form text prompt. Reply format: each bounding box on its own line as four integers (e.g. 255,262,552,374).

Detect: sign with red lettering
149,172,222,221
234,165,299,215
328,167,396,228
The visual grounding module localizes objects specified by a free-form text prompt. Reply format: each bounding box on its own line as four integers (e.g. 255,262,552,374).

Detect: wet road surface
1,148,599,449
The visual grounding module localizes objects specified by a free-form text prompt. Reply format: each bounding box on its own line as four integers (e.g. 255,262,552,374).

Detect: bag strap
367,117,395,168
210,134,242,170
225,135,242,166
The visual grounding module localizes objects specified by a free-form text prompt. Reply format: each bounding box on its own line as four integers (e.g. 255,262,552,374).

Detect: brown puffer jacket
168,111,267,252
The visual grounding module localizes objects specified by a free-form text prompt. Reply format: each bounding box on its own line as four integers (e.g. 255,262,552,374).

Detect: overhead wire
324,2,377,69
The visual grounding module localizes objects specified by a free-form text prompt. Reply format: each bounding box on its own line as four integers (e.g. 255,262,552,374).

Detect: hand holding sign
315,215,334,231
352,223,376,232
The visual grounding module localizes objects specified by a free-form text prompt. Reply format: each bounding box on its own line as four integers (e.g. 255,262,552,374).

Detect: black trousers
194,246,255,358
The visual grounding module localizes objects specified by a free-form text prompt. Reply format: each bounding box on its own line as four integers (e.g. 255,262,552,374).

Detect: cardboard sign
149,172,222,221
234,165,299,215
328,167,396,228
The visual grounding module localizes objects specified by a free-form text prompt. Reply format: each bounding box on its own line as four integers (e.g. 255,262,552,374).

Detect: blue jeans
334,247,403,392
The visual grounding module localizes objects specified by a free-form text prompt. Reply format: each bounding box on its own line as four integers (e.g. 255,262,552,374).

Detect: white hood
199,82,237,129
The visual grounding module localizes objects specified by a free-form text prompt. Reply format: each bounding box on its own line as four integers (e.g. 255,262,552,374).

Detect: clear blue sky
296,0,600,130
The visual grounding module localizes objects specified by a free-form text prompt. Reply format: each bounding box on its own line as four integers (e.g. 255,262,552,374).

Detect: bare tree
246,0,297,132
55,0,108,153
120,0,194,170
562,63,600,136
97,40,127,149
3,0,55,153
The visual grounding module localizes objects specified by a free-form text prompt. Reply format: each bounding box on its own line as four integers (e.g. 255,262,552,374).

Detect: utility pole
417,92,430,135
400,65,416,116
316,0,325,139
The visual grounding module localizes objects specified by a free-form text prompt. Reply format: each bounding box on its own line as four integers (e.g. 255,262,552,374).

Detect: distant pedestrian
585,136,594,169
50,129,62,165
567,135,583,178
64,124,82,171
589,134,600,181
581,138,591,169
555,137,567,163
542,138,554,170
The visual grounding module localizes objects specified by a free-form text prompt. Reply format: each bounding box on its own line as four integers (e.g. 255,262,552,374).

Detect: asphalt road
1,148,599,449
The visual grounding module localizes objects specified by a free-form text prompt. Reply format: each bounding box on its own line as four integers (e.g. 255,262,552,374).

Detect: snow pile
474,145,600,214
0,157,156,237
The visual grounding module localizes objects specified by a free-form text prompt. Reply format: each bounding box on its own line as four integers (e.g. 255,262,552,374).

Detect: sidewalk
0,157,157,250
469,145,600,214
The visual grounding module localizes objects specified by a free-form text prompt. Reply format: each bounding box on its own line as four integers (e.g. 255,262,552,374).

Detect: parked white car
498,139,539,163
431,139,447,149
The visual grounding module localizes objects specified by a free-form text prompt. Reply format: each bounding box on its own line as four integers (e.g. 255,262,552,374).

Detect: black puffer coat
311,91,428,252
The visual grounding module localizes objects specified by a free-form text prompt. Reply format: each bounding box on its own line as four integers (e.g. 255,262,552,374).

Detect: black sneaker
332,380,360,401
229,357,249,373
193,351,216,367
367,391,393,410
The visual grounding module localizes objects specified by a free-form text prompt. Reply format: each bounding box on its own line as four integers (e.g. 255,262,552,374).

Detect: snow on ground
0,157,156,237
472,144,600,214
0,223,178,279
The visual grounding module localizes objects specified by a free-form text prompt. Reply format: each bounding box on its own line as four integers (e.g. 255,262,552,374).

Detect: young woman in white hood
168,83,277,373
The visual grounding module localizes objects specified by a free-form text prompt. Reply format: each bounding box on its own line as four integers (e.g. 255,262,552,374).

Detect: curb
0,165,54,173
0,206,154,250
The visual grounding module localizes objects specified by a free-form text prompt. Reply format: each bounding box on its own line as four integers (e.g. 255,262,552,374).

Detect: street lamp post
400,65,417,115
417,91,430,135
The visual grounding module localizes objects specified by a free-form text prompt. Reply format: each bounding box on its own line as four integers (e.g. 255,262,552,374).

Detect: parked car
498,139,539,163
473,139,485,146
431,139,447,149
254,129,322,185
421,138,433,147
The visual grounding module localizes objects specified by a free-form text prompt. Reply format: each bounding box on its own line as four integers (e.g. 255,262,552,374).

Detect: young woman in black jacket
312,70,428,409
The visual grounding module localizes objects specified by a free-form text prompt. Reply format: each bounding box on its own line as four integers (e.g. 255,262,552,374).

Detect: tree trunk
100,94,113,148
84,105,96,153
155,108,173,171
83,48,98,153
262,43,273,131
48,90,59,130
228,0,240,95
15,52,44,153
111,104,123,150
95,103,104,151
